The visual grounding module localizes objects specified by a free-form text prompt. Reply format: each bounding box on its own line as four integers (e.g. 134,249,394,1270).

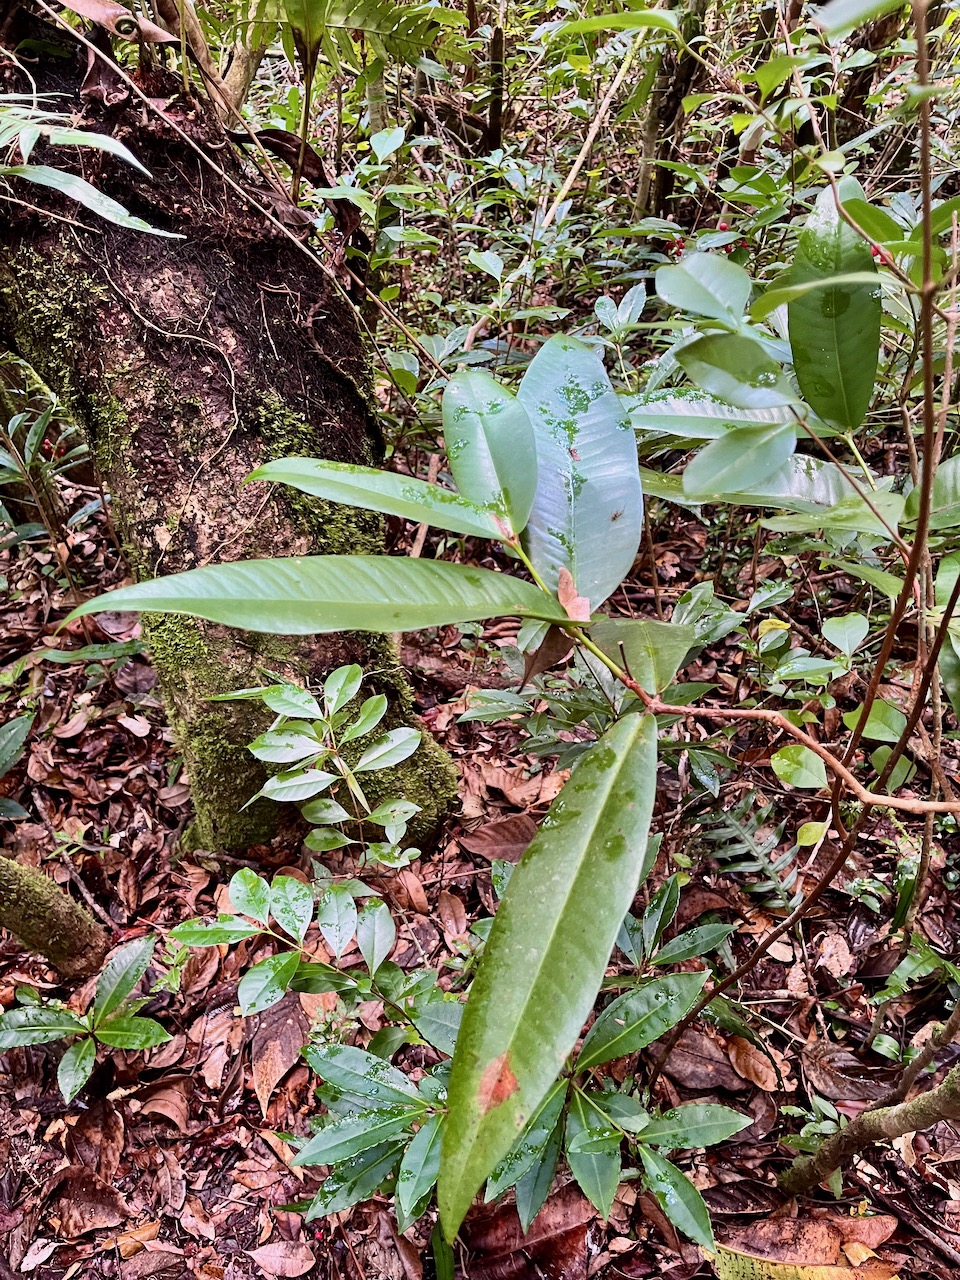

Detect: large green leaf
637,1147,715,1249
576,972,709,1070
246,458,504,541
589,617,697,693
787,180,881,431
0,1006,87,1048
676,334,800,410
438,713,658,1239
683,421,797,498
565,1092,621,1218
639,1103,750,1149
905,453,960,529
0,714,32,779
442,372,538,536
628,388,795,442
2,165,181,237
68,556,568,634
517,336,643,610
814,0,905,39
655,253,752,326
93,936,155,1026
555,10,679,34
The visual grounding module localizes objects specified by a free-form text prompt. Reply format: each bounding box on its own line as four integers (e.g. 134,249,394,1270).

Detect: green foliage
0,938,170,1101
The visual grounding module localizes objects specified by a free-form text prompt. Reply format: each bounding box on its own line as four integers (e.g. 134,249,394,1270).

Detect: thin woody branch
781,1062,960,1195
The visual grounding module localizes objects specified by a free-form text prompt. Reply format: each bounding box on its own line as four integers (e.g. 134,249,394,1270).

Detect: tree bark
0,13,456,853
0,855,108,979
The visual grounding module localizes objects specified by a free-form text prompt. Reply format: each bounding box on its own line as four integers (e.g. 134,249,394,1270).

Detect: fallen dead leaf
728,1037,794,1092
250,992,309,1117
247,1240,316,1277
459,814,538,863
438,890,468,947
817,933,854,979
49,1165,127,1237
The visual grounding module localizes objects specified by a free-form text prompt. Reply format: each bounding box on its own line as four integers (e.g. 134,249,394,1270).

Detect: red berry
871,244,880,256
718,222,729,231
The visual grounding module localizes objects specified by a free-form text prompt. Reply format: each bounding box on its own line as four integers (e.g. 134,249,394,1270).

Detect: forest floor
2,478,960,1280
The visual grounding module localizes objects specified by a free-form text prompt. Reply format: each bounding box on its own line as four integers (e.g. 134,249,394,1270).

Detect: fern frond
698,795,802,913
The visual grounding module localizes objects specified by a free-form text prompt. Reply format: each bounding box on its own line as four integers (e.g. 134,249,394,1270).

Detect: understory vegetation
2,0,960,1276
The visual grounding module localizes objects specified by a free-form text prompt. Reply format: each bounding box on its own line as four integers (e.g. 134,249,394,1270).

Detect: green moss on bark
0,856,108,979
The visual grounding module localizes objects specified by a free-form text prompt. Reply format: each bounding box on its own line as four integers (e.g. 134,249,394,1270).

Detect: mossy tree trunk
0,15,456,854
0,856,108,979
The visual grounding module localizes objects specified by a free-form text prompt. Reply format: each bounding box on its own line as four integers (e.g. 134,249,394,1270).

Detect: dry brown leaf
181,1196,216,1242
102,1222,161,1260
459,814,538,863
438,890,468,946
50,1166,127,1238
728,1037,794,1093
664,1028,745,1092
251,993,309,1117
399,868,429,914
65,1098,124,1183
817,934,854,979
247,1240,316,1277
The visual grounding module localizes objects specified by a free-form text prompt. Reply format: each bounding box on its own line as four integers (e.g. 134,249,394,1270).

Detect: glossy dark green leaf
57,1036,96,1102
565,1092,621,1218
68,557,568,635
0,714,32,777
302,1043,427,1108
517,336,643,610
638,1147,715,1249
787,180,881,430
639,1103,750,1149
486,1079,569,1201
93,936,155,1026
411,994,464,1056
237,952,301,1015
442,371,537,535
576,972,709,1070
295,1106,416,1166
439,714,658,1239
94,1015,171,1049
515,1106,563,1231
0,1006,87,1049
652,923,738,965
396,1113,444,1230
246,458,504,540
677,335,800,410
303,1143,405,1220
